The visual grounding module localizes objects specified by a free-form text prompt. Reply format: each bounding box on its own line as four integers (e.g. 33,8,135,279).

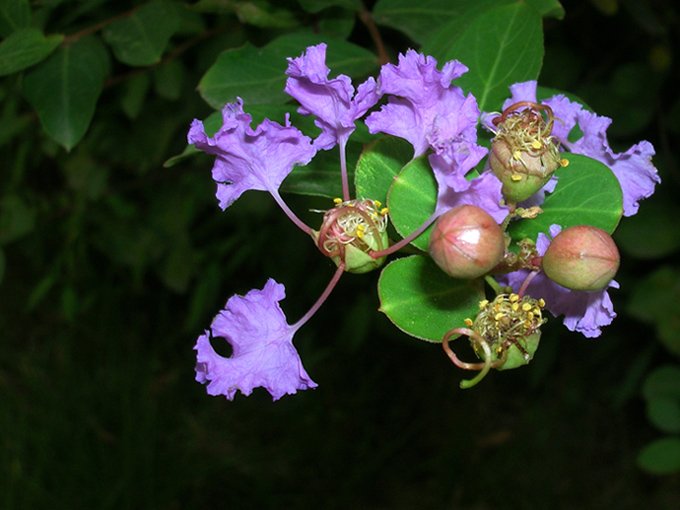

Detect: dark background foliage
1,0,680,508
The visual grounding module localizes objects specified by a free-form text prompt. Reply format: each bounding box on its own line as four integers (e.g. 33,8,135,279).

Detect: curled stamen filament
442,327,504,388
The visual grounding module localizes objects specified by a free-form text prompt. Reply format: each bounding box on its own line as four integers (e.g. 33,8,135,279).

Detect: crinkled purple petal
568,110,659,216
435,170,509,224
365,50,481,158
285,43,379,150
194,279,317,401
188,98,316,209
496,225,617,338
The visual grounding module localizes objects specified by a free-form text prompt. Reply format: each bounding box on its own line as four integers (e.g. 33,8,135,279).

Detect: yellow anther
512,302,520,312
561,158,569,167
509,294,520,302
333,197,343,204
513,150,522,161
511,173,522,182
373,200,382,208
479,299,489,309
464,318,474,327
527,312,534,321
494,312,505,321
522,303,532,312
533,307,541,315
531,139,542,150
538,298,545,307
380,207,389,216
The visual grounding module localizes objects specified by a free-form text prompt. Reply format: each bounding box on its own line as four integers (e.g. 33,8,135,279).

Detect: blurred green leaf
102,0,181,66
508,154,624,242
646,397,680,434
643,365,680,400
193,0,300,27
378,255,484,342
0,246,5,287
0,194,36,244
23,36,108,150
429,2,543,112
153,58,184,101
628,267,680,357
0,28,63,76
121,74,150,119
0,0,30,37
297,0,361,13
198,32,379,108
637,437,680,475
355,136,413,208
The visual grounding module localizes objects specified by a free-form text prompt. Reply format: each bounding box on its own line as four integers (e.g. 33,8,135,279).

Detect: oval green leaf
378,255,484,342
387,155,438,251
0,28,63,76
23,36,108,150
102,0,181,66
637,437,680,475
508,153,624,242
0,0,31,37
198,32,379,108
354,135,413,206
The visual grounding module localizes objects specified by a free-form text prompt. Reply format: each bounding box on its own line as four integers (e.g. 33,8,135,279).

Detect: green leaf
0,194,36,244
637,437,680,475
387,155,438,251
23,36,108,150
102,0,181,66
198,32,379,108
508,153,624,242
121,74,150,119
153,58,184,101
354,135,413,207
627,267,680,357
525,0,564,19
0,246,5,287
373,0,510,46
425,1,544,112
642,365,680,400
0,28,63,76
297,0,361,13
378,255,484,342
0,0,30,37
646,397,680,434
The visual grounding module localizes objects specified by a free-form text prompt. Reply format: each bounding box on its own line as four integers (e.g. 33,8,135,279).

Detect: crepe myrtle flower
365,49,482,160
285,43,379,201
187,98,316,233
195,266,345,401
484,81,659,216
496,224,619,338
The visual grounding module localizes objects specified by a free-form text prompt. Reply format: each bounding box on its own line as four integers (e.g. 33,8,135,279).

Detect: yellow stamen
522,303,532,312
511,174,522,181
531,139,543,150
333,197,343,204
479,299,489,309
464,318,474,327
380,207,389,216
560,158,569,167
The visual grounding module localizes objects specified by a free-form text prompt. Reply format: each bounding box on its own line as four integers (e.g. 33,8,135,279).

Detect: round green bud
542,225,620,291
428,205,505,279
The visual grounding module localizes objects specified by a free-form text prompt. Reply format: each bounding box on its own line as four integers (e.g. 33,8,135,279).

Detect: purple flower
365,50,483,159
194,279,317,401
285,43,379,150
188,98,316,209
485,81,659,216
497,225,617,338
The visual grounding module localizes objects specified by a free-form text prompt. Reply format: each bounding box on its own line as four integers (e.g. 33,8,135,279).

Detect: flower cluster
188,43,658,399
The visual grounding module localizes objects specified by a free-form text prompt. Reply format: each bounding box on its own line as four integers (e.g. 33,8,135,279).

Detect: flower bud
313,198,389,274
489,102,564,203
541,225,620,291
428,205,505,279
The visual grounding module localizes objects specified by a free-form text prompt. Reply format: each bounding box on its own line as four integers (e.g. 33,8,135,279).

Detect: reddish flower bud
541,225,620,291
428,205,505,279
